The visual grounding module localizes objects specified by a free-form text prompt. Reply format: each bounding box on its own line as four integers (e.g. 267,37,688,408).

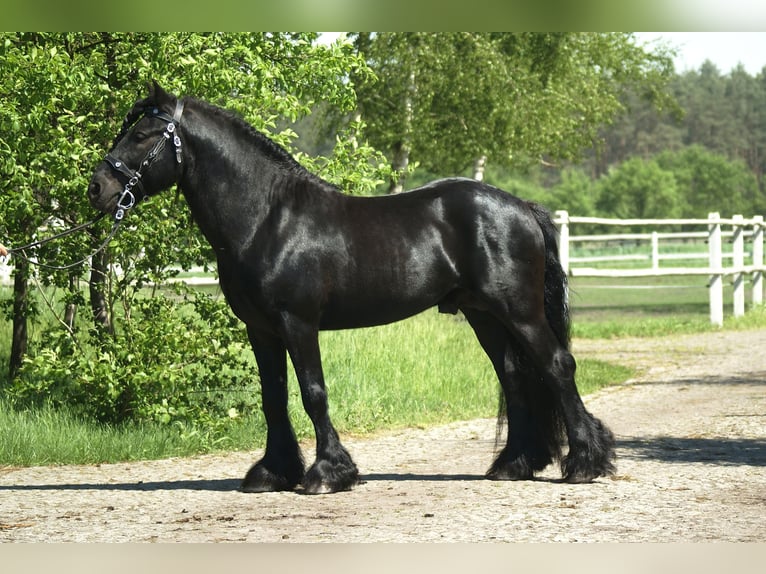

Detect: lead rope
2,214,122,271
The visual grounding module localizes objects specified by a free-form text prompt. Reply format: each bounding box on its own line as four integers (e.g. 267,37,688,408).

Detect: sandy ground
1,329,764,542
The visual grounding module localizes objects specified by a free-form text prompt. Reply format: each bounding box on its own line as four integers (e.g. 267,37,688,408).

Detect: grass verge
570,275,766,338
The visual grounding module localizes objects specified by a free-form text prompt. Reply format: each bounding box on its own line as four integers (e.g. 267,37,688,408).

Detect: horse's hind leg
509,318,615,483
463,309,558,480
241,329,306,493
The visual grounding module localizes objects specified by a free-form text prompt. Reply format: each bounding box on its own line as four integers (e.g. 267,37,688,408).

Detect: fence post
555,210,570,276
732,214,745,317
708,212,724,326
753,215,764,306
651,231,659,270
555,210,570,306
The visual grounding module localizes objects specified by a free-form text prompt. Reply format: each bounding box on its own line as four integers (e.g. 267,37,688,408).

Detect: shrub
10,287,261,444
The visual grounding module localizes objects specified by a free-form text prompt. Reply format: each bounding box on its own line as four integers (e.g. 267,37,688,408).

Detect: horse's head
88,80,184,219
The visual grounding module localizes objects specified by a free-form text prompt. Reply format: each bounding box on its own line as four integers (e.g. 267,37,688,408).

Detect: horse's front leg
280,314,359,494
240,329,305,493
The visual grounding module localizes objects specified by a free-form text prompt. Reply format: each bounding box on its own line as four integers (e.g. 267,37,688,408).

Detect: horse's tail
496,202,569,465
528,202,570,350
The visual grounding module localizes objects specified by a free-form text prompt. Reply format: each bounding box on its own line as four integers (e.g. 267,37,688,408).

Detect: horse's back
333,177,546,277
341,177,538,234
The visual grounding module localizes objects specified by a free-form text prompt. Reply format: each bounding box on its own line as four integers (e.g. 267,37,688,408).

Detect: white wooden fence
554,211,766,326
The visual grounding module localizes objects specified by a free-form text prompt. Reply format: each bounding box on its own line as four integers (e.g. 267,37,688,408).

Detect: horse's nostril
88,181,101,198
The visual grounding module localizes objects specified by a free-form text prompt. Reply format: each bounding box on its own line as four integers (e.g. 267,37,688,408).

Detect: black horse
88,82,615,494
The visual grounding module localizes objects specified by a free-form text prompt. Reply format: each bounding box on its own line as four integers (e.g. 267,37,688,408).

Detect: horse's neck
178,118,298,254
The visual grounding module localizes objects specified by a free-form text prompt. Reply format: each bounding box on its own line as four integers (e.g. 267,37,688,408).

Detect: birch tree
351,32,675,190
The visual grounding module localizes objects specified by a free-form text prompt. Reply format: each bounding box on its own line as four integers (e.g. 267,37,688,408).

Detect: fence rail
554,211,765,326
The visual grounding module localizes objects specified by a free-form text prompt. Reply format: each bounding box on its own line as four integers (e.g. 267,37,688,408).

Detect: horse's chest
216,264,274,327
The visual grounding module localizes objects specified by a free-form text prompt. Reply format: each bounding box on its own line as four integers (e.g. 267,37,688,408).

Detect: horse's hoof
301,460,359,495
486,461,534,481
486,451,551,481
562,471,596,484
240,462,302,493
486,466,534,481
300,481,337,495
561,449,616,484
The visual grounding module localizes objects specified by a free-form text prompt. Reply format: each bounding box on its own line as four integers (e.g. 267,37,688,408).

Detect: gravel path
1,329,764,542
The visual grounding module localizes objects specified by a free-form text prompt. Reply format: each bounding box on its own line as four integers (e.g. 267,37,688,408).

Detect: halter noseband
106,99,185,221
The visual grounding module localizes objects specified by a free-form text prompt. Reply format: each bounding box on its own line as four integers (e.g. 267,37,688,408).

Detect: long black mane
188,97,340,195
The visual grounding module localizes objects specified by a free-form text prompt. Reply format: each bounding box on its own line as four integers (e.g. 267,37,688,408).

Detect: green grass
0,399,190,466
569,275,766,338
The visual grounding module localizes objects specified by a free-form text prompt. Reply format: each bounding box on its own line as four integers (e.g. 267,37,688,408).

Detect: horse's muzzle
87,168,121,215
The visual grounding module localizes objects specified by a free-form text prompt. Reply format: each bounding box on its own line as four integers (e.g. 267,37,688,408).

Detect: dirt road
1,329,764,542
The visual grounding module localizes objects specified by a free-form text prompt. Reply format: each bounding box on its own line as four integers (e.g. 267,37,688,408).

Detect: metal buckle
118,189,136,210
115,189,136,220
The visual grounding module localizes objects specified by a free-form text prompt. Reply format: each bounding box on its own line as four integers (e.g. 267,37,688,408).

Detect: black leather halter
106,99,185,221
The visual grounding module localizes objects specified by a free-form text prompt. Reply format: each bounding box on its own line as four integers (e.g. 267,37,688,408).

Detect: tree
722,65,765,192
0,32,389,380
349,32,675,191
574,55,766,216
0,33,110,375
549,168,600,217
597,157,680,223
681,61,733,153
656,145,760,217
592,84,685,178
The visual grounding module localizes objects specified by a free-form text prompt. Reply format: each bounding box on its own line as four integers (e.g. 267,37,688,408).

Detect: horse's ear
148,79,176,107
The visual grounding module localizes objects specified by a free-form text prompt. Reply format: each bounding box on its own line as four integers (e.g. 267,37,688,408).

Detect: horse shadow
0,478,243,493
1,432,763,494
0,473,494,493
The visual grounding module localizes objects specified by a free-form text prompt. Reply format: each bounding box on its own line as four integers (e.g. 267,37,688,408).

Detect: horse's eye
135,131,149,141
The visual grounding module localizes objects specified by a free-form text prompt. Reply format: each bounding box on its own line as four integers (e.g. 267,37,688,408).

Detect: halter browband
107,99,185,221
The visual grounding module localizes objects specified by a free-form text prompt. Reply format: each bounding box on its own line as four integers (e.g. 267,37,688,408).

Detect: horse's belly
318,296,436,330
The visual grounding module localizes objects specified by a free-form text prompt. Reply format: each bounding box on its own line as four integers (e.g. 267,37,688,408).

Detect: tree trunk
9,260,29,379
388,141,410,194
388,67,416,194
473,155,487,181
89,248,113,335
64,274,77,330
87,32,116,336
63,303,77,331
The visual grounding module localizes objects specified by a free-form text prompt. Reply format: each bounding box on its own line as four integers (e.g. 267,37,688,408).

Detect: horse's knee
299,382,329,417
531,347,576,395
552,349,576,380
